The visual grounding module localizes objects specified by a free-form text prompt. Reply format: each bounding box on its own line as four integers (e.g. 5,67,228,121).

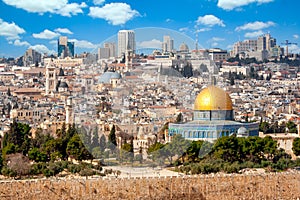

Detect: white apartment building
118,30,135,57
231,40,257,57
162,35,174,53
104,42,116,58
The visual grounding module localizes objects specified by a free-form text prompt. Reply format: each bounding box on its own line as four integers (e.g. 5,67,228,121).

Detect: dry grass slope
0,172,299,200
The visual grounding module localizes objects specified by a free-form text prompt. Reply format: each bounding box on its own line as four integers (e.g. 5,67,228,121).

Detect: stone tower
45,59,57,95
65,97,73,124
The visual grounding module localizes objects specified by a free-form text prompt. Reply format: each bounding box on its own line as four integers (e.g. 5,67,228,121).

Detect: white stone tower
65,97,73,124
45,59,57,95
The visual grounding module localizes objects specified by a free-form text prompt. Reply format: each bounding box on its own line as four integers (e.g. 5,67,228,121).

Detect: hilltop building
168,86,259,142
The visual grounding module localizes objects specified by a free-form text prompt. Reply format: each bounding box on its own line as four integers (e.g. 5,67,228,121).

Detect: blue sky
0,0,299,57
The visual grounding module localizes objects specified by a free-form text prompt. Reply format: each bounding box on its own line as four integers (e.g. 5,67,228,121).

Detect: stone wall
0,172,299,200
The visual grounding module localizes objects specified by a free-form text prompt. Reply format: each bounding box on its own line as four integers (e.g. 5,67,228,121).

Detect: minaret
65,97,73,124
45,59,57,95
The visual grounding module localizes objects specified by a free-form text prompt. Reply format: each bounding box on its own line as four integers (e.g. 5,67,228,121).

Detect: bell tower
45,59,57,95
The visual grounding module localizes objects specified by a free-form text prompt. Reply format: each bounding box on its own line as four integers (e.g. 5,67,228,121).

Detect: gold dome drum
194,86,233,111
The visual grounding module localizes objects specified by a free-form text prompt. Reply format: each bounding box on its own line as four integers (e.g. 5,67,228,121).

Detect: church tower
45,59,57,95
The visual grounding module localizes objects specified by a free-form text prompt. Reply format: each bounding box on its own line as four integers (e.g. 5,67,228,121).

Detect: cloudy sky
0,0,299,57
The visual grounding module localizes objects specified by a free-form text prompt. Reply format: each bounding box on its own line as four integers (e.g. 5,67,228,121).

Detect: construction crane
281,40,297,57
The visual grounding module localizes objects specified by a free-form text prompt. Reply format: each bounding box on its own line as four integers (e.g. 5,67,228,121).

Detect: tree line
147,134,300,174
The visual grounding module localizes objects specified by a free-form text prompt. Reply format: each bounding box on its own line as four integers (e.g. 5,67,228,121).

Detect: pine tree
108,125,117,149
99,135,106,152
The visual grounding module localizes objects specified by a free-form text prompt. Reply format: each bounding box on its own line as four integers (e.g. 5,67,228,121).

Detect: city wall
0,172,299,200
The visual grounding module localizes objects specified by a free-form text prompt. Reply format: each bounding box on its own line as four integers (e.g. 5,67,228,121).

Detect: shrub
222,162,241,173
79,168,95,177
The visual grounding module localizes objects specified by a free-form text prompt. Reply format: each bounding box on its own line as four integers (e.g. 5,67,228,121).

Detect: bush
42,168,53,177
1,166,16,177
79,168,95,177
67,164,82,174
30,162,47,175
222,162,241,173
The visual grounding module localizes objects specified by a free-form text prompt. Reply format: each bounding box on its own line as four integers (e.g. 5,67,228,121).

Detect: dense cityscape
1,0,300,199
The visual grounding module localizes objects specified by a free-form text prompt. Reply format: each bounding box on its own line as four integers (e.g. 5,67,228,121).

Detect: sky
0,0,300,58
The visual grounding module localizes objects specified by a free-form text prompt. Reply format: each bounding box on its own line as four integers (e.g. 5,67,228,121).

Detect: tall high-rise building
162,35,174,53
257,35,267,51
118,30,135,57
58,36,75,58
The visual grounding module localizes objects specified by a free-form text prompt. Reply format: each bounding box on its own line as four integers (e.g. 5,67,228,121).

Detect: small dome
98,72,121,84
194,86,233,111
179,43,189,52
59,81,68,88
237,127,249,137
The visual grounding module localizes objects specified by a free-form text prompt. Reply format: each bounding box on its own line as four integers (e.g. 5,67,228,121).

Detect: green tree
165,134,191,164
292,138,300,156
213,136,240,163
56,122,66,138
28,147,48,162
230,76,235,85
120,141,134,162
176,113,183,123
42,139,63,161
99,135,106,153
91,127,99,150
259,121,270,133
262,136,278,160
286,121,297,133
108,125,117,150
4,120,31,150
186,140,204,162
66,134,93,161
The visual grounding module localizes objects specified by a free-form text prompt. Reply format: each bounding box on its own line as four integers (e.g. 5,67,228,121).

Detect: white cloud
89,3,140,25
211,37,225,42
235,21,275,31
93,0,105,5
54,28,73,34
179,27,189,32
0,18,25,40
49,40,57,45
289,44,300,53
196,28,212,32
293,34,299,39
2,0,86,17
30,44,56,55
32,29,60,39
226,44,234,49
69,39,97,49
137,39,162,49
196,15,225,27
217,0,274,10
14,39,30,47
211,42,219,47
56,2,87,17
244,30,264,38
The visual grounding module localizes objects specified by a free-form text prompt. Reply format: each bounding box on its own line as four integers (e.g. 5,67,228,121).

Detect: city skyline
0,0,300,57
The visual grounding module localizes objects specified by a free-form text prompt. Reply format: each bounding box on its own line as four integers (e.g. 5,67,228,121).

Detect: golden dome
194,86,233,111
